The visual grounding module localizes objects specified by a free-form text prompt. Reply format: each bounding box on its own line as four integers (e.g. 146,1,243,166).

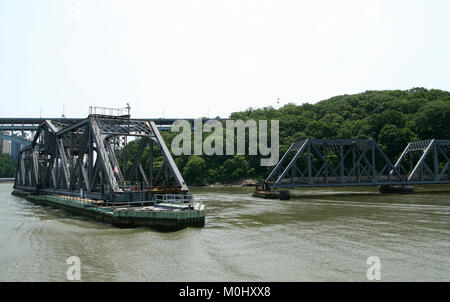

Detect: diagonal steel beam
274,140,309,186
147,121,188,191
57,137,71,188
90,117,122,193
408,139,435,181
265,141,304,184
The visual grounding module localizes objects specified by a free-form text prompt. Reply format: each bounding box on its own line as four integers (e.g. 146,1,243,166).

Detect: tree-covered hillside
122,87,450,185
232,87,450,159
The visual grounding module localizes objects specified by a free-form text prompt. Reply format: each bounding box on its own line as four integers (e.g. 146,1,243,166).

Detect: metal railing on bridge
152,194,195,208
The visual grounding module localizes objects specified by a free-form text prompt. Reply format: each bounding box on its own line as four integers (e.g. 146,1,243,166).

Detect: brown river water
0,183,449,281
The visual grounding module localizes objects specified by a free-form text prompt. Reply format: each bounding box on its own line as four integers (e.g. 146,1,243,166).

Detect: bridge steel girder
14,114,190,203
1,117,205,163
265,138,450,190
391,140,450,184
264,139,406,190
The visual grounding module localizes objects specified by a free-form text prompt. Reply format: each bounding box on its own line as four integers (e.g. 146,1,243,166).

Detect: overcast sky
0,0,449,119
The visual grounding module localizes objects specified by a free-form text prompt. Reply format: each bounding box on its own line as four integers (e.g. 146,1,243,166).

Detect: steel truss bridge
264,139,450,190
0,117,196,161
13,114,190,203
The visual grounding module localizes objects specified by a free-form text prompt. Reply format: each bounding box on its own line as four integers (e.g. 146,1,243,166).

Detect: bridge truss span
392,139,450,184
264,139,406,189
14,114,189,203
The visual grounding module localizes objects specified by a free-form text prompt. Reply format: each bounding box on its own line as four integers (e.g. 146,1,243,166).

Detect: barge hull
12,190,205,230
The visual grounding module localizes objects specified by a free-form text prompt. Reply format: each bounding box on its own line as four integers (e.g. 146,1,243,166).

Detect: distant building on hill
0,132,11,155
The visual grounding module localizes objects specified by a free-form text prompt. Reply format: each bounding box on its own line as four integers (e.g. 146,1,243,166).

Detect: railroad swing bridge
14,110,191,203
257,139,450,199
12,109,205,229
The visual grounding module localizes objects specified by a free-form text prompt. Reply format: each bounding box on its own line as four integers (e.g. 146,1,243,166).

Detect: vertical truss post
340,143,344,182
88,127,93,185
307,143,312,185
149,139,153,188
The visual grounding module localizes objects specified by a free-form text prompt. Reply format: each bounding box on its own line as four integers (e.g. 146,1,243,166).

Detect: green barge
12,190,205,229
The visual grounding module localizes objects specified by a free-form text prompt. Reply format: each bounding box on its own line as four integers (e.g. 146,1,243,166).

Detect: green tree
0,154,16,178
305,120,334,138
183,156,207,185
413,100,450,139
379,124,419,159
221,155,249,182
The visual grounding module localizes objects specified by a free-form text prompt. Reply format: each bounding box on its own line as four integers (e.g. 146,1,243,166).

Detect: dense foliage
122,88,450,185
0,154,16,178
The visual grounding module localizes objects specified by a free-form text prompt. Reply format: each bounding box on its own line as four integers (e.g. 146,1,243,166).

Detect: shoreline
0,178,14,183
192,178,261,188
